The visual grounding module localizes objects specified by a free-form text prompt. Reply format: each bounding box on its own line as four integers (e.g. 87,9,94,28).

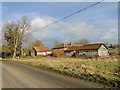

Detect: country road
2,60,103,88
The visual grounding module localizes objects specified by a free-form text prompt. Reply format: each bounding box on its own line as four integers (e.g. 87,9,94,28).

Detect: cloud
62,19,117,43
2,12,118,48
30,15,61,47
30,14,118,48
5,1,118,47
98,22,118,43
31,16,57,31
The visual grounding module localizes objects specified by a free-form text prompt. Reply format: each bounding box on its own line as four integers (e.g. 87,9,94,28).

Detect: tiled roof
66,43,107,51
33,46,51,52
53,43,82,49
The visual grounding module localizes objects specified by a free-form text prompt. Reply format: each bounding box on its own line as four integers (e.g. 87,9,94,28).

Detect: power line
33,0,104,32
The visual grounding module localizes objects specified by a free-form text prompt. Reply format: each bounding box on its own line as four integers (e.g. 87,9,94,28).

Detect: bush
2,52,11,58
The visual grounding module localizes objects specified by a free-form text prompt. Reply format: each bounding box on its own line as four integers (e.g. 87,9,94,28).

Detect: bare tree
33,40,44,47
53,40,61,47
13,35,18,59
75,38,90,45
18,16,31,57
2,16,31,58
24,33,33,49
104,41,109,47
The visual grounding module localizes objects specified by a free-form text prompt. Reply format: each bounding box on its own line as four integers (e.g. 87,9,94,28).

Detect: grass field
108,48,118,53
108,48,119,55
2,56,120,88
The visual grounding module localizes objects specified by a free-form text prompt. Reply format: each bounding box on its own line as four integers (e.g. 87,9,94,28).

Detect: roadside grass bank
2,56,120,88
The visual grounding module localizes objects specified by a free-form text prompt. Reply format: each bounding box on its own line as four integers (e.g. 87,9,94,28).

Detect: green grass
2,56,120,87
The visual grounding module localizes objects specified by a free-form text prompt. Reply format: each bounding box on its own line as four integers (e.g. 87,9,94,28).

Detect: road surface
2,60,103,88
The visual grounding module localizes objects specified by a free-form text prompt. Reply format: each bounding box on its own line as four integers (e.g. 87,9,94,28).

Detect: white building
32,46,51,56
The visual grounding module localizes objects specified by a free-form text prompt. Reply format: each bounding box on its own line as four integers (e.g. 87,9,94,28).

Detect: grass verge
2,56,120,88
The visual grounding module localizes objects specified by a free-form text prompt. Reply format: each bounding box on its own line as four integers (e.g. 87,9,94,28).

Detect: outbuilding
64,43,108,57
52,42,82,56
32,46,51,56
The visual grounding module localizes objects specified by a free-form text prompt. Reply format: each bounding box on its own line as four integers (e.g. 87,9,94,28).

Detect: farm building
52,42,82,56
32,46,51,56
64,43,108,57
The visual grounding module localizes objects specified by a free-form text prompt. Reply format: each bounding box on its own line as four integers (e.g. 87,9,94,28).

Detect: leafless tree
75,38,90,45
33,40,44,47
104,41,109,47
53,40,61,47
18,16,31,57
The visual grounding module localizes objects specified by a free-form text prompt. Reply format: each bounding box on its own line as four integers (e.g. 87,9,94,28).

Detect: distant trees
104,41,109,47
113,44,119,48
33,40,44,47
53,40,61,47
75,38,90,45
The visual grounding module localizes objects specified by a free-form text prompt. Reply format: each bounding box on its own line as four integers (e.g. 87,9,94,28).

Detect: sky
1,1,118,48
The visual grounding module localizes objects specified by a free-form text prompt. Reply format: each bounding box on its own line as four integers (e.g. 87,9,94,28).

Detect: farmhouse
64,43,108,57
32,46,51,56
52,42,82,56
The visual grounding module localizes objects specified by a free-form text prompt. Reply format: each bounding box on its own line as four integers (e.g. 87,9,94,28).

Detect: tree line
2,16,45,58
1,16,118,58
2,16,30,58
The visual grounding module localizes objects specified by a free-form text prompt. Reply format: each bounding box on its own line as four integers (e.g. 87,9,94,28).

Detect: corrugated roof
33,46,51,52
66,43,107,51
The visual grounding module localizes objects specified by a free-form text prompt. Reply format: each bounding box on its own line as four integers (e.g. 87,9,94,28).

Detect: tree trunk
19,16,30,57
21,42,24,57
20,29,25,57
20,33,24,57
13,36,18,59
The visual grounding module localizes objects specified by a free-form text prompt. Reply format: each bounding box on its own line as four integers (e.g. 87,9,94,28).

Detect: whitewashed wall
37,52,46,56
98,45,108,56
37,51,52,56
46,51,52,55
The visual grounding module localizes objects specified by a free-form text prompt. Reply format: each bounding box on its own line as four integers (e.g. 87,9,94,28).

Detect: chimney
70,42,72,46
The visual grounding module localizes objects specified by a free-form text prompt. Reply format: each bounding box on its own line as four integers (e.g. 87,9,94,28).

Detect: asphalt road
2,60,102,88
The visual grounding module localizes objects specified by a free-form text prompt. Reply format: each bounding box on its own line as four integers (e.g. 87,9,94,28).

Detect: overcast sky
2,2,118,48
